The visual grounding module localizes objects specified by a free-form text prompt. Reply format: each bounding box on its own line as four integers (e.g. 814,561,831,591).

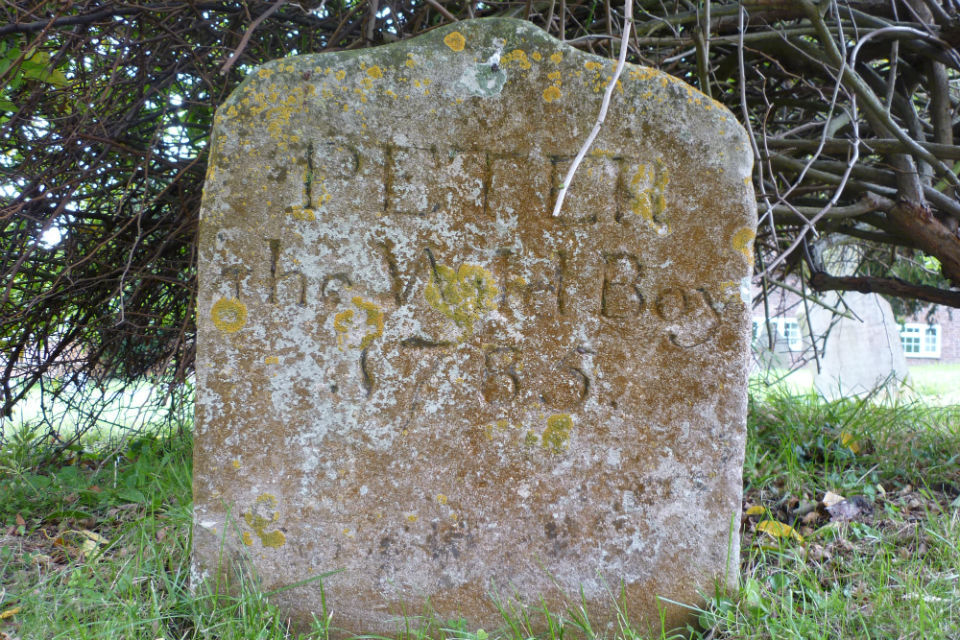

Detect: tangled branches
2,0,959,440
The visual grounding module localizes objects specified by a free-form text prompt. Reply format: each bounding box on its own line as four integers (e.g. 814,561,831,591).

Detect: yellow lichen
351,296,384,349
629,160,670,231
542,85,562,102
543,414,573,452
444,31,466,52
405,55,416,68
242,494,286,548
333,298,383,350
334,69,346,81
532,51,542,61
407,514,418,522
257,68,273,79
211,297,247,333
502,49,531,70
241,531,254,546
424,263,498,336
731,227,756,264
286,205,316,222
584,60,602,71
232,458,241,469
264,356,279,365
437,494,448,505
550,52,563,64
367,65,382,79
333,308,355,350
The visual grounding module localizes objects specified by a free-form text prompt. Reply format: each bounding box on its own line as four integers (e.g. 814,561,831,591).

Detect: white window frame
780,318,802,351
900,323,941,358
752,316,803,351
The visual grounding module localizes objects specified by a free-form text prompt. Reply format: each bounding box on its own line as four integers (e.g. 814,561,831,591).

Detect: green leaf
20,50,69,88
117,487,146,503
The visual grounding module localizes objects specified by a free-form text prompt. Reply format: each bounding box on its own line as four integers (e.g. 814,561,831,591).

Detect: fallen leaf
78,529,109,545
31,553,52,567
745,505,766,516
807,544,831,562
15,514,25,527
87,485,102,493
80,538,99,557
794,500,817,517
822,491,845,508
757,520,804,542
840,431,860,453
0,607,20,620
826,496,872,521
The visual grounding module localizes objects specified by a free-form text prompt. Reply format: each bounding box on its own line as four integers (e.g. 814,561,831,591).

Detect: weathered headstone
808,243,910,400
194,18,756,635
810,293,910,400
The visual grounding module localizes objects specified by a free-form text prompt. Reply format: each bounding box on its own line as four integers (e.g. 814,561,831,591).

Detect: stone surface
810,292,910,400
193,17,756,636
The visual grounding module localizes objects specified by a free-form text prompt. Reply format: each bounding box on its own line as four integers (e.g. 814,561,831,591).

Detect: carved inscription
210,240,720,409
281,138,674,224
601,252,644,319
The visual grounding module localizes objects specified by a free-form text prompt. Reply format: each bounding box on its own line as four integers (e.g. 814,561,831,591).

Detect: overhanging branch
809,272,960,308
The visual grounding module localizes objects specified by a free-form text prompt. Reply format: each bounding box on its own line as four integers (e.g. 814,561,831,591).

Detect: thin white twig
552,1,632,217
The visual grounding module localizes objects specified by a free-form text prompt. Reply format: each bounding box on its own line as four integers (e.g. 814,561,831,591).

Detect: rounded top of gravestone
213,17,752,181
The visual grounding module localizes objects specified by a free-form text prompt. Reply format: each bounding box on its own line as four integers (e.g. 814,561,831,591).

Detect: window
752,316,803,351
900,323,941,358
780,319,802,351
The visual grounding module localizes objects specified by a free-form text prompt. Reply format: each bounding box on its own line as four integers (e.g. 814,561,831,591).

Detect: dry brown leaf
826,496,872,521
822,491,845,508
14,514,25,527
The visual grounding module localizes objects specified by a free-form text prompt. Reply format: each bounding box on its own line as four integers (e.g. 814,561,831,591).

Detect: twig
799,0,960,189
552,1,632,217
764,137,960,160
220,0,286,75
425,0,458,22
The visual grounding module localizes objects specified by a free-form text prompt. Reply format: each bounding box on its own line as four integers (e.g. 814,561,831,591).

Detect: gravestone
810,293,910,400
193,17,756,635
808,243,910,400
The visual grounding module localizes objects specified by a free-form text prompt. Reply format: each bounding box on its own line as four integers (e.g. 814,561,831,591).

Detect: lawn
1,391,958,639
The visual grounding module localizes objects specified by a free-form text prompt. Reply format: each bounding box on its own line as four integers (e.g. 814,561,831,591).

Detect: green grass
752,362,960,407
908,363,960,404
1,391,958,639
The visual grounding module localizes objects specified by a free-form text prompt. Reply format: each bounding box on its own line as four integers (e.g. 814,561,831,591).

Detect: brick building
750,284,960,366
902,306,960,364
